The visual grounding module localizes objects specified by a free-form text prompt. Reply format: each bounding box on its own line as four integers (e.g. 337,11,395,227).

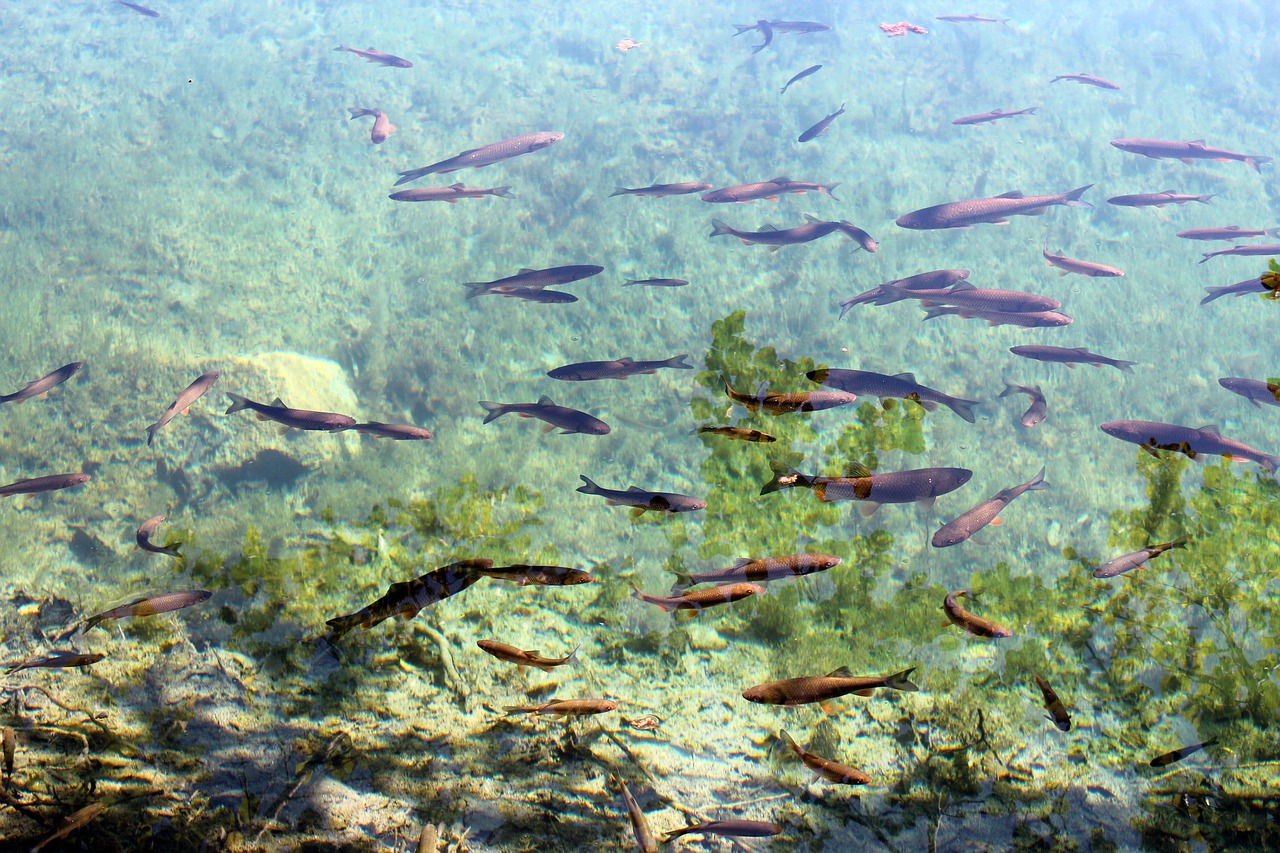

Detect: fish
780,730,871,785
1199,244,1280,264
931,467,1048,547
135,515,182,558
838,269,971,317
83,590,211,631
389,184,514,203
479,564,595,586
951,107,1037,126
833,221,878,252
937,14,1009,24
734,19,773,53
896,185,1093,230
224,393,356,431
1200,277,1267,304
761,462,973,515
0,361,83,405
998,382,1048,427
352,422,434,440
394,131,564,184
497,288,578,304
709,215,844,250
0,473,91,498
922,306,1075,328
323,559,491,643
5,651,106,675
1093,537,1188,579
875,282,1061,313
1149,738,1218,767
766,20,833,34
724,383,858,415
1033,673,1072,732
701,177,839,204
1043,248,1125,277
1107,190,1214,208
672,553,841,588
463,264,603,299
348,108,395,144
477,640,578,672
1051,73,1121,89
1110,138,1272,173
548,355,692,381
807,367,980,423
943,590,1014,638
624,278,688,288
743,665,919,706
780,64,823,94
1,726,12,779
31,803,106,853
577,475,705,514
1218,377,1280,408
798,104,845,142
1176,226,1280,242
146,370,220,445
502,698,617,717
1100,420,1280,473
624,715,662,731
618,781,658,853
1010,345,1137,373
696,426,776,443
610,182,711,197
664,820,783,842
629,581,764,612
333,45,413,68
116,1,159,16
479,395,610,435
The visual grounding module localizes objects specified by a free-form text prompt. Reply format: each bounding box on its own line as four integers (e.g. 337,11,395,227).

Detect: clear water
0,0,1277,849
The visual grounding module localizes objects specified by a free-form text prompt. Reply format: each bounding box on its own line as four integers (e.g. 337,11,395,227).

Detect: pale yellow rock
686,623,728,651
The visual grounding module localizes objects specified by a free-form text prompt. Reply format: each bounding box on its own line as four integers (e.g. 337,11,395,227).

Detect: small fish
839,269,971,317
743,666,919,706
610,182,711,197
463,264,603,299
808,368,979,423
725,382,858,414
943,590,1013,638
576,475,705,515
334,45,413,68
625,715,662,731
31,803,106,853
502,698,617,717
1010,345,1137,373
616,38,642,52
780,730,871,785
931,467,1049,548
780,64,822,94
701,177,838,204
624,278,688,288
1149,738,1219,767
548,355,692,381
1199,244,1280,264
1177,226,1280,242
630,581,763,612
896,185,1093,230
876,282,1061,314
480,564,595,586
1033,673,1072,732
352,422,434,440
664,820,782,842
1101,420,1279,472
323,559,491,643
0,473,91,498
833,220,878,252
1201,277,1268,304
146,370,220,445
135,515,182,558
922,306,1074,328
1,726,11,780
672,553,841,588
798,104,845,142
395,131,564,184
480,395,610,435
952,107,1036,126
696,426,776,443
1218,377,1280,408
1051,73,1120,89
619,781,658,853
1093,537,1188,579
497,288,578,304
348,108,395,144
1111,138,1272,173
1107,190,1214,208
0,361,82,405
734,19,773,53
1043,248,1125,278
5,650,106,675
709,215,843,250
389,184,514,203
937,14,1009,24
83,589,211,631
477,640,578,672
224,393,356,431
116,1,159,16
998,382,1048,427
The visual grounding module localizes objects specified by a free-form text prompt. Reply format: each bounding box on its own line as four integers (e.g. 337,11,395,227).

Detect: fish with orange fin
1032,673,1072,731
780,730,870,784
943,590,1013,638
477,640,578,672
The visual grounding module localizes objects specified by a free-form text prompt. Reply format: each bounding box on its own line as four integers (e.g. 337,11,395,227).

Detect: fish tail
144,422,160,446
347,107,375,120
576,474,601,495
1198,253,1214,264
1244,155,1271,173
997,381,1019,399
1062,184,1094,209
393,166,431,187
760,465,805,495
709,219,734,238
1170,535,1190,549
1263,454,1280,475
821,182,840,201
779,729,800,755
501,705,532,716
1027,466,1050,490
491,186,515,198
609,186,633,197
564,646,581,667
948,398,980,423
665,355,694,370
224,392,251,415
478,401,508,424
1113,359,1138,374
886,666,921,692
462,282,490,299
1196,195,1215,204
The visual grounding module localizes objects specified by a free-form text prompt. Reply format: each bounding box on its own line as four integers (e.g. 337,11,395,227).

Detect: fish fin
857,502,881,517
844,461,872,478
948,398,979,423
478,401,506,424
665,355,694,369
918,496,936,511
989,517,1003,527
826,666,852,678
1197,424,1222,437
887,666,920,691
708,219,733,238
536,394,555,406
731,558,757,569
576,474,600,494
994,191,1025,199
630,507,649,518
224,392,251,415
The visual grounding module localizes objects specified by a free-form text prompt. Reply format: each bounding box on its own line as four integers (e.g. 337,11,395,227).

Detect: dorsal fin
826,666,852,678
845,461,872,478
1196,424,1222,436
892,372,918,383
270,397,287,408
994,191,1025,199
536,395,555,406
948,281,975,291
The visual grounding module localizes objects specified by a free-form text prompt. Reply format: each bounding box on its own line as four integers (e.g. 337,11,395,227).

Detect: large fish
838,269,971,317
83,590,210,630
395,131,564,184
663,821,782,842
1010,345,1136,372
577,475,705,514
477,641,578,672
0,473,90,497
0,362,82,405
146,370,220,445
1100,420,1279,473
463,264,603,298
610,181,711,197
323,559,492,643
743,666,919,706
224,394,356,431
808,368,979,422
932,467,1048,547
1043,248,1125,277
896,185,1093,230
724,383,857,414
1218,377,1280,408
761,462,973,515
1199,244,1280,264
709,215,843,250
479,395,609,435
1107,190,1214,208
1200,277,1267,304
876,282,1061,313
548,355,691,381
1110,138,1272,173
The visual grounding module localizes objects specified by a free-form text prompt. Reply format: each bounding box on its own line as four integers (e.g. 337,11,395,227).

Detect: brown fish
224,393,356,431
477,640,579,672
395,131,564,184
32,803,106,852
502,698,617,717
897,185,1093,230
696,426,777,443
0,361,82,405
2,726,14,780
334,45,413,68
83,590,211,631
1107,190,1214,208
1176,226,1280,242
1043,248,1125,277
348,108,396,144
480,564,595,586
0,473,90,497
389,184,514,203
1199,243,1280,263
323,559,491,644
780,730,870,785
664,820,782,842
742,666,919,705
1111,138,1271,173
577,476,705,514
352,422,434,440
952,107,1036,126
725,382,858,414
618,780,658,853
1149,738,1218,767
135,515,182,558
629,581,763,612
943,590,1013,638
5,651,106,675
709,215,842,250
672,553,841,588
1033,673,1072,732
146,370,219,445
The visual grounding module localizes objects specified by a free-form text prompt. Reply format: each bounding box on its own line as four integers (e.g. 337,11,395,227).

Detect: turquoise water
0,1,1277,849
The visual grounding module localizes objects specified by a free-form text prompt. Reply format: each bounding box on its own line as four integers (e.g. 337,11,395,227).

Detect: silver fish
1010,345,1136,372
224,394,356,431
146,370,220,445
1110,138,1272,173
479,395,610,435
0,362,82,405
896,185,1093,230
0,473,90,497
931,467,1049,547
577,475,705,514
395,131,564,184
998,382,1048,427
